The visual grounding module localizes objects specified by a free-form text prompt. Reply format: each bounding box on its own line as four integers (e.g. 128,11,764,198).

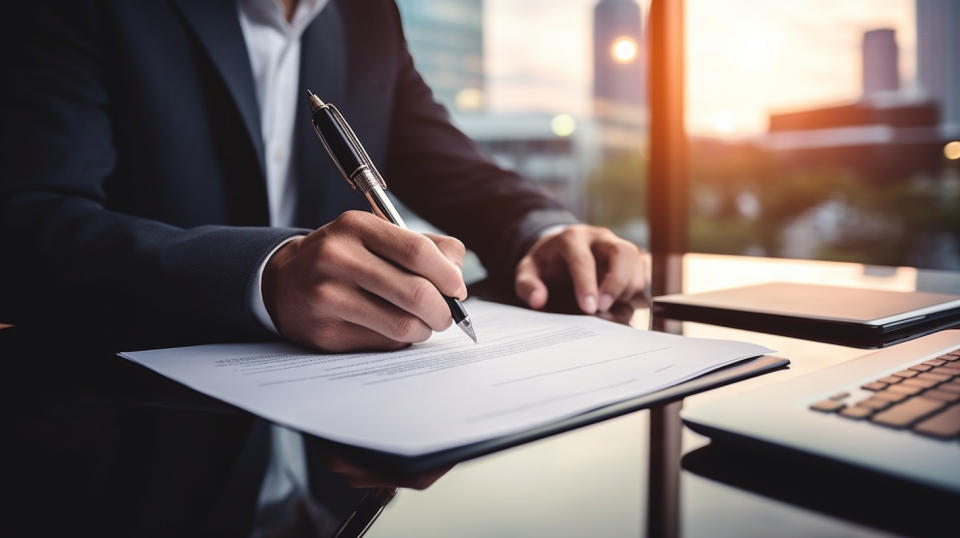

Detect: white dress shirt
236,0,565,525
237,0,328,518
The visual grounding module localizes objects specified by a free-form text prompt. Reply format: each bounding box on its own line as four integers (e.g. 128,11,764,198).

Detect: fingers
327,284,439,343
595,240,644,313
557,233,599,314
309,235,453,333
299,318,410,353
424,233,466,270
513,225,647,317
293,283,434,352
514,256,549,309
346,252,454,332
337,212,466,300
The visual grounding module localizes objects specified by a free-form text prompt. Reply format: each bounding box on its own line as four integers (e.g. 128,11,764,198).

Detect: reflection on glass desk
365,254,960,538
7,254,959,537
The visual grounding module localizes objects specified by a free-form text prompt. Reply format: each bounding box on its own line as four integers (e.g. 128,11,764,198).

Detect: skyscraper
395,0,485,113
861,28,899,96
592,0,646,126
917,0,960,135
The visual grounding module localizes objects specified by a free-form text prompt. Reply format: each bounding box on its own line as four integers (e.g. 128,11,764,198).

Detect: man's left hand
514,225,648,320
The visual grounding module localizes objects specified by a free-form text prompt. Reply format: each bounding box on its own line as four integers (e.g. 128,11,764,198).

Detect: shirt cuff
251,236,303,334
537,224,571,240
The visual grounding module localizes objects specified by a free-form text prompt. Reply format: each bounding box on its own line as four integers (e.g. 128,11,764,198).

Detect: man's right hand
262,210,467,352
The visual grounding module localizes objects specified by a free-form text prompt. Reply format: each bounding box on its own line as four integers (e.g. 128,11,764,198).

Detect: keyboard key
829,392,849,400
917,372,950,383
946,350,960,357
913,404,960,439
857,398,891,410
887,384,924,396
923,359,947,367
923,390,960,403
938,382,960,394
901,377,939,389
908,364,933,372
872,390,908,403
838,406,873,419
871,397,946,428
878,375,902,385
894,369,919,378
938,354,959,362
930,366,960,377
810,400,845,413
860,382,887,391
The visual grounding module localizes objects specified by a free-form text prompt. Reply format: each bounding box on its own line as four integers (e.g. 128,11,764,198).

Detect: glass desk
6,254,958,537
363,254,960,538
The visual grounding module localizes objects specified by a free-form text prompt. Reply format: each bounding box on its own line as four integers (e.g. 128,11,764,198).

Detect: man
1,0,646,533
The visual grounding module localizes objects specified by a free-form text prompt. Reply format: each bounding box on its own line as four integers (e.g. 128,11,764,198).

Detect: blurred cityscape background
394,0,960,272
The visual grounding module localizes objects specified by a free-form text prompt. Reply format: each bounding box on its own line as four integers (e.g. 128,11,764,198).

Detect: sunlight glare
733,33,779,71
611,36,638,63
712,111,737,134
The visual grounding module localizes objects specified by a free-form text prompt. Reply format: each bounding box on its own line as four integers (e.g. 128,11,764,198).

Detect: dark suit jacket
0,0,577,349
0,1,576,535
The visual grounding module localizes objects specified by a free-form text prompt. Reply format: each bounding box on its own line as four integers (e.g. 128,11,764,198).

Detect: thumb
515,257,548,309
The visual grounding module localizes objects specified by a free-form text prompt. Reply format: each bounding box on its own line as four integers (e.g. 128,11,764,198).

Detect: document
120,300,773,456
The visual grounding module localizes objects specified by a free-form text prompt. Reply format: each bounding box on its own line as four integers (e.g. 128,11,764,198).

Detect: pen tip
459,318,478,344
306,89,325,112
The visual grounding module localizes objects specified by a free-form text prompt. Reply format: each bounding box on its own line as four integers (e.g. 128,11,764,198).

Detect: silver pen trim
307,89,477,343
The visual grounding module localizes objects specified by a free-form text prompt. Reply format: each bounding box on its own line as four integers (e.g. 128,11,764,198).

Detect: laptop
682,329,960,494
653,282,960,348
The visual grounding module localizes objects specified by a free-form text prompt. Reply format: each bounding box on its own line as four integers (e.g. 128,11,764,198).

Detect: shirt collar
240,0,329,36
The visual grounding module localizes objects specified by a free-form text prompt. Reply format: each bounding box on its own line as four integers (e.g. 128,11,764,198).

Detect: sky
484,0,916,137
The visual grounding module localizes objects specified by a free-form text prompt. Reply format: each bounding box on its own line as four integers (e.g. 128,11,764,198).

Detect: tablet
652,282,960,348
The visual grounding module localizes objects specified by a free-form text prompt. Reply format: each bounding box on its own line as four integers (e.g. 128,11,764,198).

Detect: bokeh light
944,141,960,160
610,36,638,63
550,114,576,137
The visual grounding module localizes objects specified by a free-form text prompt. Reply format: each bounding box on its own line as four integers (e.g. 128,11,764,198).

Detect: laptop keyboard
809,348,960,439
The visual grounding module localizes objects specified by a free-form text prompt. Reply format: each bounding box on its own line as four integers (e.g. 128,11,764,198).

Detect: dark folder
314,353,788,476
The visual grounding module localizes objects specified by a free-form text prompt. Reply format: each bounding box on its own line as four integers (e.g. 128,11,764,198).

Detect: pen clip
321,103,389,191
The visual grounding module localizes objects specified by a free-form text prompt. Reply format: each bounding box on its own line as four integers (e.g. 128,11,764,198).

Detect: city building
764,98,943,180
861,28,899,96
916,0,960,136
394,0,485,113
592,0,646,129
453,114,603,218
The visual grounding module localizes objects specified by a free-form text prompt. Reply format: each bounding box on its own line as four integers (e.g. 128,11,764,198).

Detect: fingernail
583,295,597,314
598,294,614,312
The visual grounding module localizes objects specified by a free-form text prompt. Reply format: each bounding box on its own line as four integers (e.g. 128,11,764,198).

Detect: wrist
262,235,304,327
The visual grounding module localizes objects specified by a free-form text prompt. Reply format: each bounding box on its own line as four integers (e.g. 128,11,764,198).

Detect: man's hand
262,210,467,352
514,225,647,320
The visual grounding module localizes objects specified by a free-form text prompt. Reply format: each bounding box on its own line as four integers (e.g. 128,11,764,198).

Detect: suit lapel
169,0,266,180
293,1,350,228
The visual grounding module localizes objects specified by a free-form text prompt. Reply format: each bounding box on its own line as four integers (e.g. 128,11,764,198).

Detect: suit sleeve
380,3,579,283
0,3,298,348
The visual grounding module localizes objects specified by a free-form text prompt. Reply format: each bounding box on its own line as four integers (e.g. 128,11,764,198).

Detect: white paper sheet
120,300,773,456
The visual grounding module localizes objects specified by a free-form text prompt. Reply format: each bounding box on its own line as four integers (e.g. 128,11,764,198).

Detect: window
686,0,960,269
395,0,652,282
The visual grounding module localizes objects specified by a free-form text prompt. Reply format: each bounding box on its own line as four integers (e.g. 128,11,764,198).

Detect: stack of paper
121,300,773,455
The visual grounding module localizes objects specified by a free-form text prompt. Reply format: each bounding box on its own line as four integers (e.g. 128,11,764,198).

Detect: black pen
306,90,477,343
